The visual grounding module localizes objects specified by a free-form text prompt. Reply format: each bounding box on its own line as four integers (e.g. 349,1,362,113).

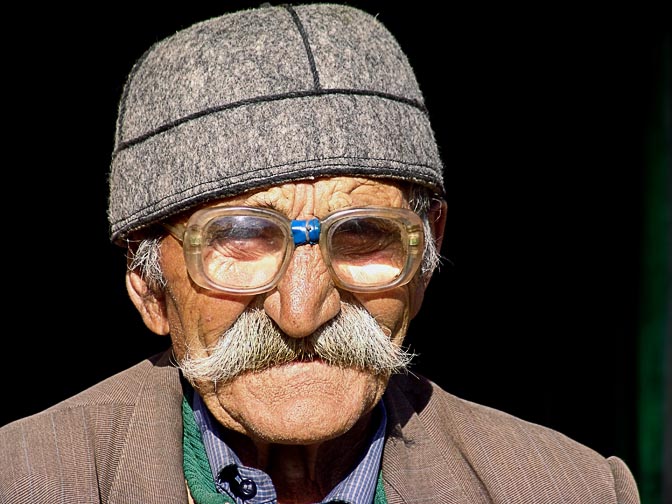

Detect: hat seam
110,157,441,231
115,44,157,149
114,89,428,154
283,3,322,90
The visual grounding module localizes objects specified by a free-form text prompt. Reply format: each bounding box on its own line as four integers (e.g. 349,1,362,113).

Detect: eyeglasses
162,206,425,295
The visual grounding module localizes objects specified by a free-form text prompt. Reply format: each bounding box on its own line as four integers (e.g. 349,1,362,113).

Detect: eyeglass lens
199,214,408,290
328,217,405,287
202,215,288,289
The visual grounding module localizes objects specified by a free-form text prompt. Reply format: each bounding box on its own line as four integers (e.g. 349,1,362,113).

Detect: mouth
250,358,363,381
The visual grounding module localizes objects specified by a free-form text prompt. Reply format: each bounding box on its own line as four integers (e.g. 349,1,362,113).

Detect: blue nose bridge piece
291,218,321,246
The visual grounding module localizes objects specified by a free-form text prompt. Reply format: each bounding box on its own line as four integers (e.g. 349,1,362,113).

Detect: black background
5,1,669,484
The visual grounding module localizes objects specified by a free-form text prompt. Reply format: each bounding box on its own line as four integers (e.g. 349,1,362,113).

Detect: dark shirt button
236,478,257,499
218,466,257,500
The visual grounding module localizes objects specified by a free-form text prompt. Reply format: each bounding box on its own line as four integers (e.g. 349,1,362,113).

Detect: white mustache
178,302,414,384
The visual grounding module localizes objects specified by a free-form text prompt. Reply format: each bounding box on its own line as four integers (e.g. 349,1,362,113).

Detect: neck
223,410,376,504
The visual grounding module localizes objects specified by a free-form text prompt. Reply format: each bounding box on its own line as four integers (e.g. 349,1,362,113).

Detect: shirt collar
191,389,387,504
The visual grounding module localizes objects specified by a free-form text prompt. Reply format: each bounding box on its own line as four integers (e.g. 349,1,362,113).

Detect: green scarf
182,396,387,504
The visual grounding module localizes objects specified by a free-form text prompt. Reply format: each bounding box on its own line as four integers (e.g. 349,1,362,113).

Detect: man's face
136,176,435,445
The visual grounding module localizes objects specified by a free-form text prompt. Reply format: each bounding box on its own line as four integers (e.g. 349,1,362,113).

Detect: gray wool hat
108,2,444,244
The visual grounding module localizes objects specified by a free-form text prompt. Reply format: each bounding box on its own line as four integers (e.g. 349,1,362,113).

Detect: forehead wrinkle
289,182,316,219
243,186,288,210
217,177,408,218
349,181,406,209
240,184,319,219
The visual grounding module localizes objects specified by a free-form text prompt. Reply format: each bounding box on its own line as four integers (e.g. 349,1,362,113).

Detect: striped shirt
192,392,386,504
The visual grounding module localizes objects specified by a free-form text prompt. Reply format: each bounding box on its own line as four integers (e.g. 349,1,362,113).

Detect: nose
263,245,340,338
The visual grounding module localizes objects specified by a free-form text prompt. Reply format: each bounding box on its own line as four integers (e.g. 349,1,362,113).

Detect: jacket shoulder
383,374,640,504
0,350,184,504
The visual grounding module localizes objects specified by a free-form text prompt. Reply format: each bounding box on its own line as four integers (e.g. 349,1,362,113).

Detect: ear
126,269,170,335
408,198,448,319
428,198,448,261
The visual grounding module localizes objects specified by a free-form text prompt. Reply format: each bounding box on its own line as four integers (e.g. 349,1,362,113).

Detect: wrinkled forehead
213,177,408,216
170,176,411,225
107,4,444,245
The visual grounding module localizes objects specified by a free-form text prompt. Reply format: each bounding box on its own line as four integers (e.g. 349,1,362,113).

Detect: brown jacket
0,350,640,503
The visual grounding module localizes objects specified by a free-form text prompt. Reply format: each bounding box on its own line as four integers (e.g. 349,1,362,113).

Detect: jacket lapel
108,350,189,504
381,375,493,504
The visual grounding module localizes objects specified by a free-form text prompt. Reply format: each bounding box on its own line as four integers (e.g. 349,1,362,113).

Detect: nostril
263,284,342,340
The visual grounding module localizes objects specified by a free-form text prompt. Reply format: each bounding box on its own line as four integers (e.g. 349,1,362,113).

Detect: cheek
354,289,410,345
167,293,250,354
160,240,253,356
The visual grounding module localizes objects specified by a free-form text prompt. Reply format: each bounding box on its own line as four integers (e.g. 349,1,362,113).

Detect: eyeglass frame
161,205,426,295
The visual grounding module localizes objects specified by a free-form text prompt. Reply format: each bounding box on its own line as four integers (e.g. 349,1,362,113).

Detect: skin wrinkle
126,176,446,503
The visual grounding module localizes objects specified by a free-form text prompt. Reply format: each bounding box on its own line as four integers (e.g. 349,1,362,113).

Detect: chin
218,362,388,444
248,403,361,445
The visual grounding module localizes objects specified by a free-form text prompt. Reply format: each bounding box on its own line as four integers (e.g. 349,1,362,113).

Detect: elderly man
0,3,640,504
